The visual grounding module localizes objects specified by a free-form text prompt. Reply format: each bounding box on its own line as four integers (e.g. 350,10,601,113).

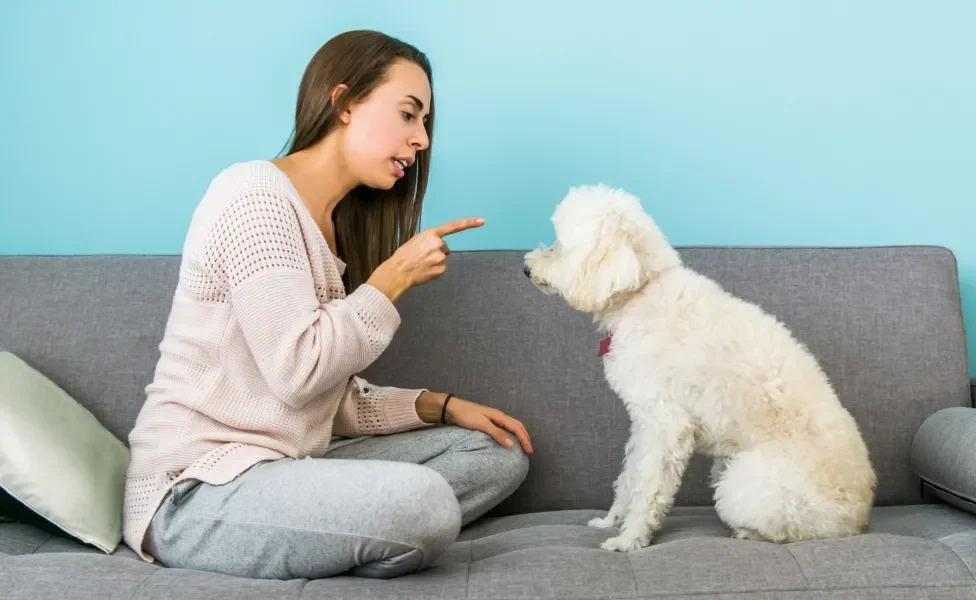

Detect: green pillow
0,350,130,553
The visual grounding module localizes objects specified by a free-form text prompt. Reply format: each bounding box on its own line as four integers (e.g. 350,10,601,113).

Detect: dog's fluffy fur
524,185,876,552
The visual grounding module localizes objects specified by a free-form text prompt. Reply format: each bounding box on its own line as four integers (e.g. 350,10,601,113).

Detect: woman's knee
393,464,461,532
500,434,531,488
371,464,461,569
299,459,461,568
464,429,531,490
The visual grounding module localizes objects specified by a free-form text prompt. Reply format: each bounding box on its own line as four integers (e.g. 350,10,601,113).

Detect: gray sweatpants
144,425,529,580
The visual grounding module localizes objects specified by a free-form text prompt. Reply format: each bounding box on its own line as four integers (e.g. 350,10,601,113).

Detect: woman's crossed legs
144,426,529,579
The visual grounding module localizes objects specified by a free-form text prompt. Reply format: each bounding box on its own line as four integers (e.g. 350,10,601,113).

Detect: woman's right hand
367,217,484,302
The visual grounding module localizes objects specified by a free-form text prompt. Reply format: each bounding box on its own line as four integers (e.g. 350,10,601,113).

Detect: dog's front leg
589,420,641,529
601,404,695,552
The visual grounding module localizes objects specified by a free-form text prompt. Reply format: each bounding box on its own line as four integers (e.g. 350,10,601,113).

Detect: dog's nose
523,265,532,278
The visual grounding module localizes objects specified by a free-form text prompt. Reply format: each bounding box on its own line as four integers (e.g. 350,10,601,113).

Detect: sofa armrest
911,406,976,515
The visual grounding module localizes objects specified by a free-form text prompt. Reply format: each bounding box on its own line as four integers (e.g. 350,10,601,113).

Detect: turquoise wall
1,1,973,372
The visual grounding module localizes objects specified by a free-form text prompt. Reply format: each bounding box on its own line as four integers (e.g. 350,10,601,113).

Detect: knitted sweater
122,160,428,562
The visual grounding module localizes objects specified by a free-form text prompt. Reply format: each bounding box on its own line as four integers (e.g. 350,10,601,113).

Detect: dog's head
523,184,680,314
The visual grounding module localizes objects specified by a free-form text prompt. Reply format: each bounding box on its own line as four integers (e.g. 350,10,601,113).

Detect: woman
122,29,532,580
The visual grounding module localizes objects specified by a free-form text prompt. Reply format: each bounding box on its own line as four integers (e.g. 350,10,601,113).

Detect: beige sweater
123,160,428,562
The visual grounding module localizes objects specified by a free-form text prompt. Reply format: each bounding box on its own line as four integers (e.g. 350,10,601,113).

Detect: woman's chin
362,172,399,191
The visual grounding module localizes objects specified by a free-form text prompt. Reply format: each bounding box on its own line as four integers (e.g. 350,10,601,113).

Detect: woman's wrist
366,261,410,303
416,391,450,424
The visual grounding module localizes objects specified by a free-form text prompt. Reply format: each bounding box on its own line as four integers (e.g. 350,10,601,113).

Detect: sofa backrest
0,247,970,512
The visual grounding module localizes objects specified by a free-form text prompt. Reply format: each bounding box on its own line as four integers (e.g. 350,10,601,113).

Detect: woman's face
340,59,432,190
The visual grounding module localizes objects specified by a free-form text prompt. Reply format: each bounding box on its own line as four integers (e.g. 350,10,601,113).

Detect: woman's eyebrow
404,95,425,111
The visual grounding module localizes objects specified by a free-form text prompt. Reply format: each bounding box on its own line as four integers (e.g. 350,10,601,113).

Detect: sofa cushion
3,505,975,599
0,248,970,514
0,523,50,556
0,553,160,600
0,351,130,554
365,247,971,510
0,524,140,561
912,406,976,517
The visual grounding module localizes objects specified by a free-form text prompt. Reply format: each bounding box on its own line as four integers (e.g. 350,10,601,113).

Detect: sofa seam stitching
784,545,812,589
127,568,160,600
920,479,976,511
29,535,54,554
933,535,976,581
625,552,641,598
449,582,976,600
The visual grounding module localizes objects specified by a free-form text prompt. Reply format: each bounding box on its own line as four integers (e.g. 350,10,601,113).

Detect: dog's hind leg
601,404,695,552
709,457,727,489
714,448,863,543
709,457,771,541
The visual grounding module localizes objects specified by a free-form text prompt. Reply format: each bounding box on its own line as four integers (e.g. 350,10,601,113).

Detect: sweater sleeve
204,190,400,410
332,376,429,437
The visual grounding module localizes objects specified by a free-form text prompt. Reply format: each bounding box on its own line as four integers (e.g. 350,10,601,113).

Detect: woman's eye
401,111,415,121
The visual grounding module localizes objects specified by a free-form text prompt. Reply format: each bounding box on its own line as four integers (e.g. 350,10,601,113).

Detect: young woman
122,29,533,580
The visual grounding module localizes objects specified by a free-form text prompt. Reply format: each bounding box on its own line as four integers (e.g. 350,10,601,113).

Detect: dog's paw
731,528,766,542
601,533,651,552
588,515,618,529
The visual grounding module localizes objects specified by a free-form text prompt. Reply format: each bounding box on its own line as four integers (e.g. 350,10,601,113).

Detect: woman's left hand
416,391,533,454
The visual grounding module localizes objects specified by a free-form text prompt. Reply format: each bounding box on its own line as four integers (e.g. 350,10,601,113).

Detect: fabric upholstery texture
1,248,969,513
912,406,976,516
0,246,972,599
363,247,971,510
3,506,976,598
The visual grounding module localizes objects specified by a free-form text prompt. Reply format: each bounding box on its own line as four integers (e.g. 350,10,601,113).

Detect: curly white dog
523,184,876,553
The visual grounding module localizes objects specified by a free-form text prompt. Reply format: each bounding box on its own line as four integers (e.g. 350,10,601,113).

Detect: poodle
523,184,876,552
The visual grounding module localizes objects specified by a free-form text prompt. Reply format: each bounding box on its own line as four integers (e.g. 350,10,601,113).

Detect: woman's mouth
392,158,408,177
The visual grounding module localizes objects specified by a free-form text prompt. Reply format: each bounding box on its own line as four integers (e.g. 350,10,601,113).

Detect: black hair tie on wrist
441,393,454,424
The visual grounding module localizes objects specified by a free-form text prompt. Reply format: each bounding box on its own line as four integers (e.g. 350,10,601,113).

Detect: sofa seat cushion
0,522,141,560
3,505,976,599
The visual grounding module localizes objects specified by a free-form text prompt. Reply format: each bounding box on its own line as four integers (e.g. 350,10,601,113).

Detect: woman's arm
333,381,533,453
207,191,400,409
332,377,428,436
433,393,534,453
203,180,486,411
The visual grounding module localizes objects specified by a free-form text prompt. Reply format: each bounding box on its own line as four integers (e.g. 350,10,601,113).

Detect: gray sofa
2,246,975,599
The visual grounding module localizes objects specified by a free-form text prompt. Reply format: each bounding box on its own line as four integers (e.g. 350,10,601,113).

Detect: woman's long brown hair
281,30,434,291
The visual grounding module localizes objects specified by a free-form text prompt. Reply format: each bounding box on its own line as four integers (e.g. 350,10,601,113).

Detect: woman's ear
331,84,351,123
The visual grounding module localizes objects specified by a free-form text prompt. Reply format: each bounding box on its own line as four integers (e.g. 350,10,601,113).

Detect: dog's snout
523,265,532,278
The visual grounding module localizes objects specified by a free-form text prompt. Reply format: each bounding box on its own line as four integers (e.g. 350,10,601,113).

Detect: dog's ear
570,222,645,313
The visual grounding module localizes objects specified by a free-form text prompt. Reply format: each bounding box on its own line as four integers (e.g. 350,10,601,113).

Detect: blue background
1,1,973,372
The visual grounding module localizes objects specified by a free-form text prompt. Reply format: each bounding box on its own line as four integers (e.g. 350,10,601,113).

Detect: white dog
523,185,876,552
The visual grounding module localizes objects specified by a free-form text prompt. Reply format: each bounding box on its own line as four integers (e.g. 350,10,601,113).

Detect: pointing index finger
431,217,485,237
